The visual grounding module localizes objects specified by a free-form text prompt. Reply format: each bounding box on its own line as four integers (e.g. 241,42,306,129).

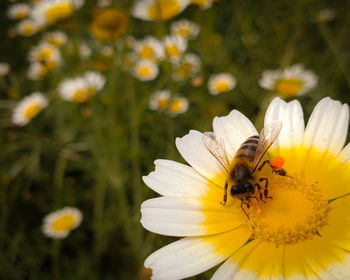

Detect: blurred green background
1,0,350,279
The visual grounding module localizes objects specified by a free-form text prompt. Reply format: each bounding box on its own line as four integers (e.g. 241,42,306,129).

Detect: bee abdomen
235,135,259,159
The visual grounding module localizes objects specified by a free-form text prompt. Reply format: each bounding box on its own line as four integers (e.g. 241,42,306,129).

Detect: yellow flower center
139,45,154,59
16,10,29,19
24,104,41,119
177,63,193,79
73,87,96,103
46,3,74,24
51,215,77,231
247,175,329,247
214,80,230,93
158,98,169,110
274,79,303,97
137,66,152,78
165,44,179,58
148,0,181,20
169,99,184,113
176,27,191,37
20,23,36,36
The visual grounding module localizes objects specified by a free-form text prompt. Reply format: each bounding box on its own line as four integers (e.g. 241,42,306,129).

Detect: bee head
230,182,254,196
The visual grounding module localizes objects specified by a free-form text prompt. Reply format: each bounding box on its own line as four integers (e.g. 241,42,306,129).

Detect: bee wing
252,121,282,172
202,132,230,172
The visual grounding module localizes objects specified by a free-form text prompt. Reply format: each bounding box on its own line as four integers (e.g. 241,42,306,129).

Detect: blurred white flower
132,0,190,21
171,19,200,40
259,64,318,97
172,53,201,81
208,73,236,95
134,36,165,62
7,3,30,20
149,90,171,111
42,207,82,239
12,92,48,126
0,63,10,77
132,59,159,81
164,35,187,62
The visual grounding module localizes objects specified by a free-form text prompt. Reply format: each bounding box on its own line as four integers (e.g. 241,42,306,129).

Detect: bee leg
257,160,270,171
260,178,272,199
220,182,228,206
240,198,250,220
255,183,266,203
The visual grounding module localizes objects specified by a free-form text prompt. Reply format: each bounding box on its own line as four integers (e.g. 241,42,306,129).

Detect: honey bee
202,121,286,217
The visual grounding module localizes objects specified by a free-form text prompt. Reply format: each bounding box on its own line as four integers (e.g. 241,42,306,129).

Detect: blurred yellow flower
12,92,48,126
132,0,190,21
91,8,128,42
42,207,82,239
259,64,318,97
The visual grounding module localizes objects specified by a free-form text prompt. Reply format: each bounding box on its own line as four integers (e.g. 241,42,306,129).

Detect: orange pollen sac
269,156,285,171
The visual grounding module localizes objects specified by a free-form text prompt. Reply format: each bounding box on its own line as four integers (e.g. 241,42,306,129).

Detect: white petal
338,142,350,163
264,97,305,151
142,159,222,200
213,110,258,162
303,97,349,156
141,197,244,236
176,130,226,186
145,227,249,280
211,257,239,280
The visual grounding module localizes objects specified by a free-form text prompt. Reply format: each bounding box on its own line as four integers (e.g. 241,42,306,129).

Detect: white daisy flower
96,0,112,7
0,63,10,76
31,0,84,26
7,3,30,20
164,35,187,62
28,42,61,70
191,0,214,9
208,73,236,95
168,96,189,116
58,72,105,103
314,8,336,23
149,90,171,111
16,19,40,37
132,0,190,21
132,59,159,81
83,71,106,92
259,64,318,97
141,96,350,280
42,207,82,239
79,42,92,58
27,62,49,80
42,31,67,47
171,19,200,40
134,36,165,62
172,53,201,81
12,92,48,126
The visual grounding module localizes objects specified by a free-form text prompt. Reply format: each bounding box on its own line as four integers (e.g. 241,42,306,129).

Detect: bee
202,121,286,217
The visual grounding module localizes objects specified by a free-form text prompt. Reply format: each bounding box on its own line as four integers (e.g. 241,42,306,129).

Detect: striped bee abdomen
235,135,259,160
